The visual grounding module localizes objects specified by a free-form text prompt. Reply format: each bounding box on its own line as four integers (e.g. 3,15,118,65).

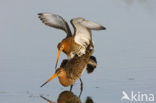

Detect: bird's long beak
55,49,62,69
40,73,58,87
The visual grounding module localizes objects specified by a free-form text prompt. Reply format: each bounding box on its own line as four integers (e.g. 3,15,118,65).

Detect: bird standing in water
41,49,95,88
38,13,106,68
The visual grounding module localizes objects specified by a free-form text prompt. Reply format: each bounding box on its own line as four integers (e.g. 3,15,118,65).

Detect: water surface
0,0,156,103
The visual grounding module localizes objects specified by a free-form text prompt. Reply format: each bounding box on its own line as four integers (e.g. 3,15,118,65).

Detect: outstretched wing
38,13,72,37
71,17,106,48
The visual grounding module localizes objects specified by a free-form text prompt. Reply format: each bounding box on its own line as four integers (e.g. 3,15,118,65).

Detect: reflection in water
40,91,94,103
40,96,55,103
57,91,81,103
85,97,94,103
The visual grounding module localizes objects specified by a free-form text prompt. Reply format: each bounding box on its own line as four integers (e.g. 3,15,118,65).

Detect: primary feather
38,13,72,37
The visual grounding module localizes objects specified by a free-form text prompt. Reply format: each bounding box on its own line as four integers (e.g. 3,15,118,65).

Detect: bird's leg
79,78,83,97
70,85,73,91
80,78,83,91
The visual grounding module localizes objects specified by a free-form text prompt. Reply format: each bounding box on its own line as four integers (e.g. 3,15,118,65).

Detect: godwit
41,49,95,88
38,13,105,68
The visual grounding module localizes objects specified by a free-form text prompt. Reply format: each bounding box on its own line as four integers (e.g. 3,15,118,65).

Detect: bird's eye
61,46,64,49
58,71,61,74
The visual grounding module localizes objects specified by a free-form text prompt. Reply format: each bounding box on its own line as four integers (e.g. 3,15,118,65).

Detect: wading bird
41,49,95,90
38,13,106,68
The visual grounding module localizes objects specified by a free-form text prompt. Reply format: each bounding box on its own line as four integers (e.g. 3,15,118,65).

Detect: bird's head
55,42,65,69
56,41,70,69
55,68,66,77
40,68,66,87
57,42,65,50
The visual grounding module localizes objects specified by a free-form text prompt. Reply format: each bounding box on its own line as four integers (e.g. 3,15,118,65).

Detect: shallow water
0,0,156,103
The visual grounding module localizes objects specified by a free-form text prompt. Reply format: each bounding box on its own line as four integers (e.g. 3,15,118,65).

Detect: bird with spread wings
38,13,106,68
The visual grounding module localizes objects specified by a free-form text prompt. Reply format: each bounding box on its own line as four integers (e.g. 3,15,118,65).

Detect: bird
38,13,106,68
40,49,94,88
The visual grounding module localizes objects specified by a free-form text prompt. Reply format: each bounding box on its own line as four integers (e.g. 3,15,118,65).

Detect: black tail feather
86,56,97,74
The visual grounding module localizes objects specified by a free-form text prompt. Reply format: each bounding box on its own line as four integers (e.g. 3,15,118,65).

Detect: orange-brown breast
58,75,74,87
62,37,81,55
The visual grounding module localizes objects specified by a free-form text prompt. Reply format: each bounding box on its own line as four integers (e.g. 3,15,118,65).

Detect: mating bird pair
38,13,106,88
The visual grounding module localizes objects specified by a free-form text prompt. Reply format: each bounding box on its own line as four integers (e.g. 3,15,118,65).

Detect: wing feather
71,17,105,48
38,13,72,37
